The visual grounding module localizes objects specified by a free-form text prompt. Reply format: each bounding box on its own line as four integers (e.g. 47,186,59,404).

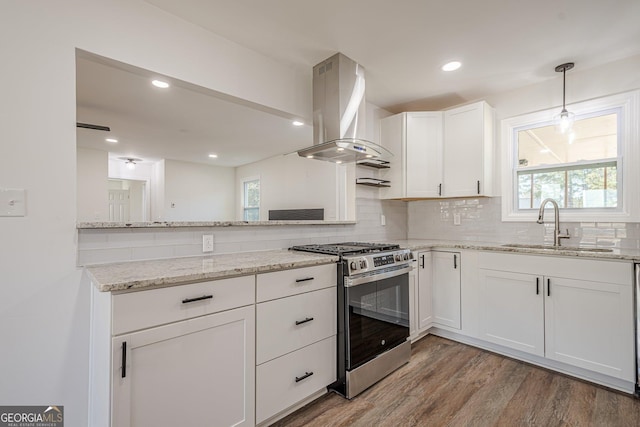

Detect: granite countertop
77,220,356,229
86,250,339,292
86,240,640,293
391,239,640,262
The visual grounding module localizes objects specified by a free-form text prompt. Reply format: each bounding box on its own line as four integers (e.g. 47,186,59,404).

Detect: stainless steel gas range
291,242,413,399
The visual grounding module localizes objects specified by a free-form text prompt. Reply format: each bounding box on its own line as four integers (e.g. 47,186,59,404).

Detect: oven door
344,265,411,370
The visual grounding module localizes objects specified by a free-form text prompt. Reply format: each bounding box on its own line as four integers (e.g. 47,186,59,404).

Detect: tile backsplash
77,197,408,265
408,197,640,249
78,195,640,266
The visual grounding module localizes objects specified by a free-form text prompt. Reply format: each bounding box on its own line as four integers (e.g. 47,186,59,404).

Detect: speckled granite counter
86,250,338,292
77,220,356,229
390,239,640,262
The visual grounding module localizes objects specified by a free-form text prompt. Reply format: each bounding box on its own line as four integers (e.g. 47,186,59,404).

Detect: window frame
241,176,260,222
501,90,639,222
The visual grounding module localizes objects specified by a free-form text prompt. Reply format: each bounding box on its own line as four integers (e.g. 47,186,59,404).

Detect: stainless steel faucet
537,198,570,246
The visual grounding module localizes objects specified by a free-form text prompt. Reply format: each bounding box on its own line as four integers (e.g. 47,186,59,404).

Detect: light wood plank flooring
273,335,640,427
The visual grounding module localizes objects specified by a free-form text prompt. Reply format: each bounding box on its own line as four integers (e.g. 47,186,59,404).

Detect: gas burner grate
290,242,400,256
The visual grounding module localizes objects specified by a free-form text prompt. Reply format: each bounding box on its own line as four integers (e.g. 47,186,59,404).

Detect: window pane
532,170,565,208
243,207,259,221
517,113,617,169
243,179,260,221
518,174,532,209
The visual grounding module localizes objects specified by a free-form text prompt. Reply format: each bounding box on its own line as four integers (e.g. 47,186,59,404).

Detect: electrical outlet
202,235,214,252
380,214,386,226
453,213,461,226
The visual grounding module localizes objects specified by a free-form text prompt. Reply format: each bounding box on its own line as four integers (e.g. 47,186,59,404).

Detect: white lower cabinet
478,270,544,356
255,266,337,425
112,306,255,427
416,251,433,331
432,251,461,329
256,337,336,424
478,252,634,382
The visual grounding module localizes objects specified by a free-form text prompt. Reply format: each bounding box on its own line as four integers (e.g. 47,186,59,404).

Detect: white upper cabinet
443,101,494,197
380,112,443,199
380,101,494,199
442,101,494,197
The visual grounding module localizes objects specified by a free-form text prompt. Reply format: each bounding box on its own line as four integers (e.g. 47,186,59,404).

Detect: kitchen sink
501,243,614,253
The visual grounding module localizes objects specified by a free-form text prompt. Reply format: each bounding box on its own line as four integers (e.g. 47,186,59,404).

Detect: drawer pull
295,371,314,383
295,277,314,283
295,317,314,326
182,295,213,304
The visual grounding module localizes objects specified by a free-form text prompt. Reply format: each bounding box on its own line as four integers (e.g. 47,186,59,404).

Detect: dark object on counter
269,208,324,221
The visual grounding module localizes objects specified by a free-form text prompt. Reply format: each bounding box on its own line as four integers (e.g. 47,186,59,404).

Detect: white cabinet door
406,112,443,198
432,251,461,329
479,269,544,356
379,113,405,199
443,101,493,197
112,306,255,427
380,112,442,199
416,251,433,331
544,276,635,380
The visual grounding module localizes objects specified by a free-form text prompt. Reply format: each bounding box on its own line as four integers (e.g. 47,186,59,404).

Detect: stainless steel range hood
297,53,390,163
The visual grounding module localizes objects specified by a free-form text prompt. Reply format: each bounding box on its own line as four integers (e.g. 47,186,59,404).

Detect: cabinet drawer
112,275,254,335
256,287,336,364
256,336,336,424
257,264,336,302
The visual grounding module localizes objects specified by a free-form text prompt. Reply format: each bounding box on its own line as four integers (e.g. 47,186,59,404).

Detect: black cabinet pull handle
295,277,314,283
453,254,457,269
420,254,425,269
547,278,551,297
536,277,539,295
182,295,213,304
121,341,127,378
295,317,314,326
438,183,442,196
295,371,314,383
477,180,481,194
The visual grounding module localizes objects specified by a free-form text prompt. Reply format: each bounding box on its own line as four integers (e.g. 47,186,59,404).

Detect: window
501,90,639,222
243,178,260,221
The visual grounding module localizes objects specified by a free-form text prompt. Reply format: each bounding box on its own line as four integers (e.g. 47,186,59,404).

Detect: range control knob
350,261,358,271
395,254,402,262
359,259,367,269
403,253,410,260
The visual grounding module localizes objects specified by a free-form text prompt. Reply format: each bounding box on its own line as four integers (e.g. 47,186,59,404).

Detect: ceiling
145,0,640,111
78,0,640,168
76,52,312,167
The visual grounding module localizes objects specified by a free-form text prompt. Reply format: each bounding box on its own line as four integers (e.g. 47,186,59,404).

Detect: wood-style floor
273,335,640,427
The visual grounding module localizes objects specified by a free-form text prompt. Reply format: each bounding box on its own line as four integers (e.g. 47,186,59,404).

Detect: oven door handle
344,264,412,287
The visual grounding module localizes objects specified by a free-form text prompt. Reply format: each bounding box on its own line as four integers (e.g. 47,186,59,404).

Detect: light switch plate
453,213,461,226
0,188,26,217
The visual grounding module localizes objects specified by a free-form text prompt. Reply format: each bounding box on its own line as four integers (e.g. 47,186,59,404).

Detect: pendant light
554,62,575,133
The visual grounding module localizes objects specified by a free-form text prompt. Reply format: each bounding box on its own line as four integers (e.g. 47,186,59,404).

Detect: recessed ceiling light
292,120,304,126
337,147,345,152
442,61,462,72
105,138,118,143
152,79,170,89
306,155,314,159
208,154,218,158
336,160,343,164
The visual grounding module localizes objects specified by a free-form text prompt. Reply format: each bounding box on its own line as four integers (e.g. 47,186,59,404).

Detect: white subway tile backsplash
77,198,408,265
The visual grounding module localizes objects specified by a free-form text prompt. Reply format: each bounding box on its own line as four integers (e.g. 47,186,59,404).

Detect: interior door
108,189,130,222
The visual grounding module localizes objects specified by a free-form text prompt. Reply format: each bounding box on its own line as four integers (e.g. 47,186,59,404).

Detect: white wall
236,153,352,221
164,159,235,221
77,147,108,221
0,1,310,425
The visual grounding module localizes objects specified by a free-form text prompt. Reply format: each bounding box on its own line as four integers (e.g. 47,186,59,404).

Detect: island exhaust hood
297,53,390,163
